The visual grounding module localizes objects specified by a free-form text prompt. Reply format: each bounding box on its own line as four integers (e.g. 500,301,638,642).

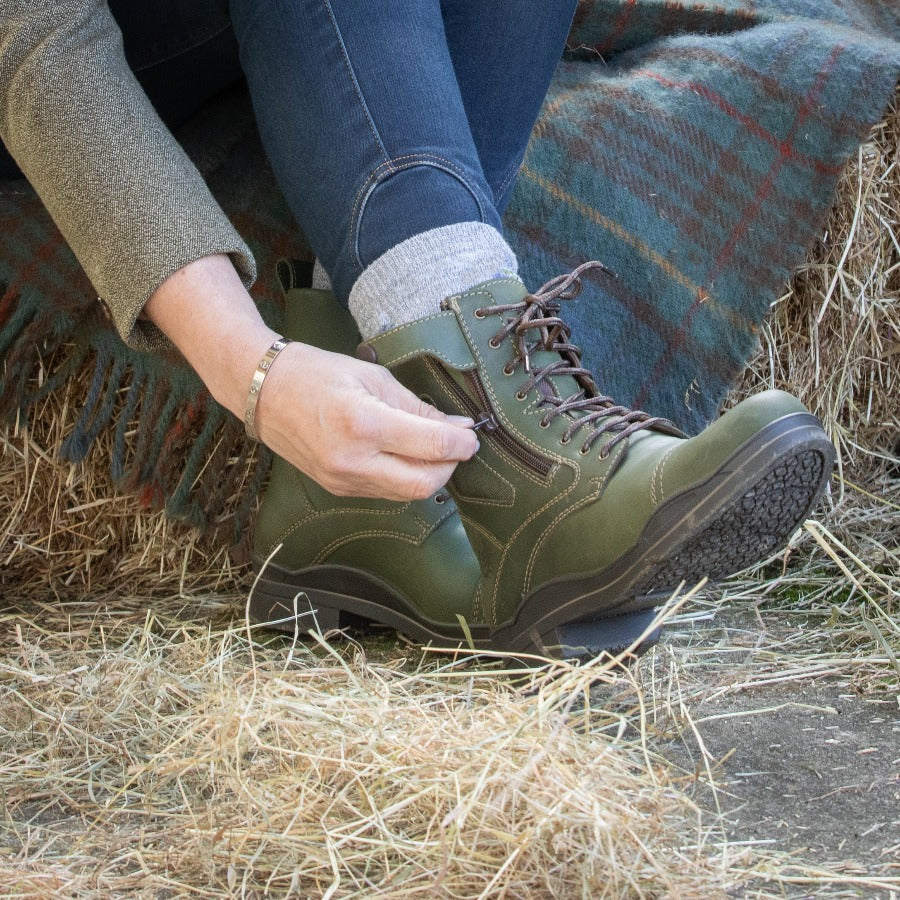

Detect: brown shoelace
474,262,682,457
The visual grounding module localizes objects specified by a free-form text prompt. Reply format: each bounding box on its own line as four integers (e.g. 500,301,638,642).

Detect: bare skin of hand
143,254,478,500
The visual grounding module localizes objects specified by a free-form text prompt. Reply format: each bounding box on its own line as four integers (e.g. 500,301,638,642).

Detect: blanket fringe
0,281,269,558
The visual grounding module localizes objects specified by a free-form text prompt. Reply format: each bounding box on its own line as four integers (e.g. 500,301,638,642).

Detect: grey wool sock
311,259,332,291
348,222,518,340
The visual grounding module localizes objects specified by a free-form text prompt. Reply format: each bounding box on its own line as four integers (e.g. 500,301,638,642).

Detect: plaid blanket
1,0,897,540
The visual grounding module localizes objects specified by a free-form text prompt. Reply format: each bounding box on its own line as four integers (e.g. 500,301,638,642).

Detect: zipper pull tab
473,413,499,433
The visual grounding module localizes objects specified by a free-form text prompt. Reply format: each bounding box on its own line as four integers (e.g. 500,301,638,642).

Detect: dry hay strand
718,88,900,694
1,340,250,603
2,593,895,898
733,88,899,479
1,598,759,899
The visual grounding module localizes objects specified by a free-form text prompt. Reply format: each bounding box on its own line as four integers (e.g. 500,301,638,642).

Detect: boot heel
553,608,661,659
249,580,371,636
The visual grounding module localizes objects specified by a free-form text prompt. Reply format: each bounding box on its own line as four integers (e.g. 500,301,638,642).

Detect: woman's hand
254,342,477,499
144,254,477,500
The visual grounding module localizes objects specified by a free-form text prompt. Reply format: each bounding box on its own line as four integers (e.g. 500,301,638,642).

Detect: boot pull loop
276,258,314,295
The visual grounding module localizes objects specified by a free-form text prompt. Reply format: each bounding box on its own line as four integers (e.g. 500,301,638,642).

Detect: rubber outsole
250,413,834,661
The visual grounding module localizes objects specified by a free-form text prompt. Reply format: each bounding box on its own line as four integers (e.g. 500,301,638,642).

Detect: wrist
243,336,293,440
143,254,282,419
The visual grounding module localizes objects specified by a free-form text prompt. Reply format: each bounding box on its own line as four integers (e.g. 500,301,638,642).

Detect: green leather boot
250,279,483,641
356,264,835,658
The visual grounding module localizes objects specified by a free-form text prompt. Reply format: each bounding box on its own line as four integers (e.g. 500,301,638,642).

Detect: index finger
373,402,480,463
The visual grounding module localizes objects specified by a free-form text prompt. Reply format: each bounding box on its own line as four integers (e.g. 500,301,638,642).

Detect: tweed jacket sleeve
0,0,257,350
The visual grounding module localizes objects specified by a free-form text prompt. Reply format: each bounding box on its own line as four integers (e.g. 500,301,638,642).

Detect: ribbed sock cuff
348,222,518,340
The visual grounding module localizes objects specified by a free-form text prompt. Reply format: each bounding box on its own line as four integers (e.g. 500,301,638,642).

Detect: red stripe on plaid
710,44,844,276
635,44,846,408
0,232,65,329
638,45,870,143
594,0,638,55
509,218,744,388
536,87,825,292
635,69,846,176
545,66,835,301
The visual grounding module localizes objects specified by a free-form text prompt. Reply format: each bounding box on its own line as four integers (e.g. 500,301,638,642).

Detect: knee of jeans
354,159,494,269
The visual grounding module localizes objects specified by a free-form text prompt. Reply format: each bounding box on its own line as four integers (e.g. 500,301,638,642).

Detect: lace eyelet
434,492,449,504
598,448,610,460
474,308,486,319
488,337,501,349
559,435,571,445
502,363,515,376
579,445,591,456
515,391,527,401
538,419,550,429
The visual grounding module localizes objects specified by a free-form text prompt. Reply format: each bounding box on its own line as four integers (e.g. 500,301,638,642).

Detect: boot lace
474,262,682,457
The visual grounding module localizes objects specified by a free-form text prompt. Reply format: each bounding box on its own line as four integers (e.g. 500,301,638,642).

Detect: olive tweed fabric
0,0,897,537
0,0,256,351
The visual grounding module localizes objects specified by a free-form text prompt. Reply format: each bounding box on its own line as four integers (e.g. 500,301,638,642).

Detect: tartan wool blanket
1,0,898,544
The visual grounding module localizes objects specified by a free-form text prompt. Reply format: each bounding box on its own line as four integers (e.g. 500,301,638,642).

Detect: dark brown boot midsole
248,563,662,657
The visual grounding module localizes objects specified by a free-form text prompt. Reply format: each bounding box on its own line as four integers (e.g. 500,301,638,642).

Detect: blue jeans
229,0,577,303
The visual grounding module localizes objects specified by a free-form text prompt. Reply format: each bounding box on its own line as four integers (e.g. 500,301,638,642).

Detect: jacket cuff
110,242,257,353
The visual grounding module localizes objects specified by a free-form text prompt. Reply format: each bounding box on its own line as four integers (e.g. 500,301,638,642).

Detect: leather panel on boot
252,287,481,635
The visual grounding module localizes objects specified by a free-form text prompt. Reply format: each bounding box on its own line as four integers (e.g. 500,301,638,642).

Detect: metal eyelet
538,419,550,429
434,492,449,504
502,363,515,376
579,445,591,456
488,337,501,349
474,308,486,319
598,447,610,460
515,391,527,401
559,435,571,445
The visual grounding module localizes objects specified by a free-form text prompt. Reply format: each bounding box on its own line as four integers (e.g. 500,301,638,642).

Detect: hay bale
0,627,748,896
1,95,897,602
0,92,896,900
731,90,899,479
0,358,247,601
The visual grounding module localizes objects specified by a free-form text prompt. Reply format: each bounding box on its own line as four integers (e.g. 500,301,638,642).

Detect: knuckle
410,466,449,501
429,427,451,460
326,450,356,479
409,477,437,501
416,397,440,420
350,406,380,443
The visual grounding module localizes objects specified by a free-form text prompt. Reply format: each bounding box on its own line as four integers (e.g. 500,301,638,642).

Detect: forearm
143,254,275,420
144,254,478,501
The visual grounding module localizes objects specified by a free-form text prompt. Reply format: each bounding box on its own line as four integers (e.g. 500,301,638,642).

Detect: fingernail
447,415,475,427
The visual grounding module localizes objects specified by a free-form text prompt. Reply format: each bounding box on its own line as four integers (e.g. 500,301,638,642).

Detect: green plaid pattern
508,0,899,431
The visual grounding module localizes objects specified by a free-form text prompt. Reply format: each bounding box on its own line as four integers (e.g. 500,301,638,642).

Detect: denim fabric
230,0,577,303
3,0,575,302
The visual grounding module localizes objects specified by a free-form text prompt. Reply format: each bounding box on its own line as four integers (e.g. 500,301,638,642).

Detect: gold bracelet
244,337,292,441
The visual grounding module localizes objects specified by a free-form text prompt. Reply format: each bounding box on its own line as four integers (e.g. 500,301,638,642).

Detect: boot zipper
431,363,554,478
